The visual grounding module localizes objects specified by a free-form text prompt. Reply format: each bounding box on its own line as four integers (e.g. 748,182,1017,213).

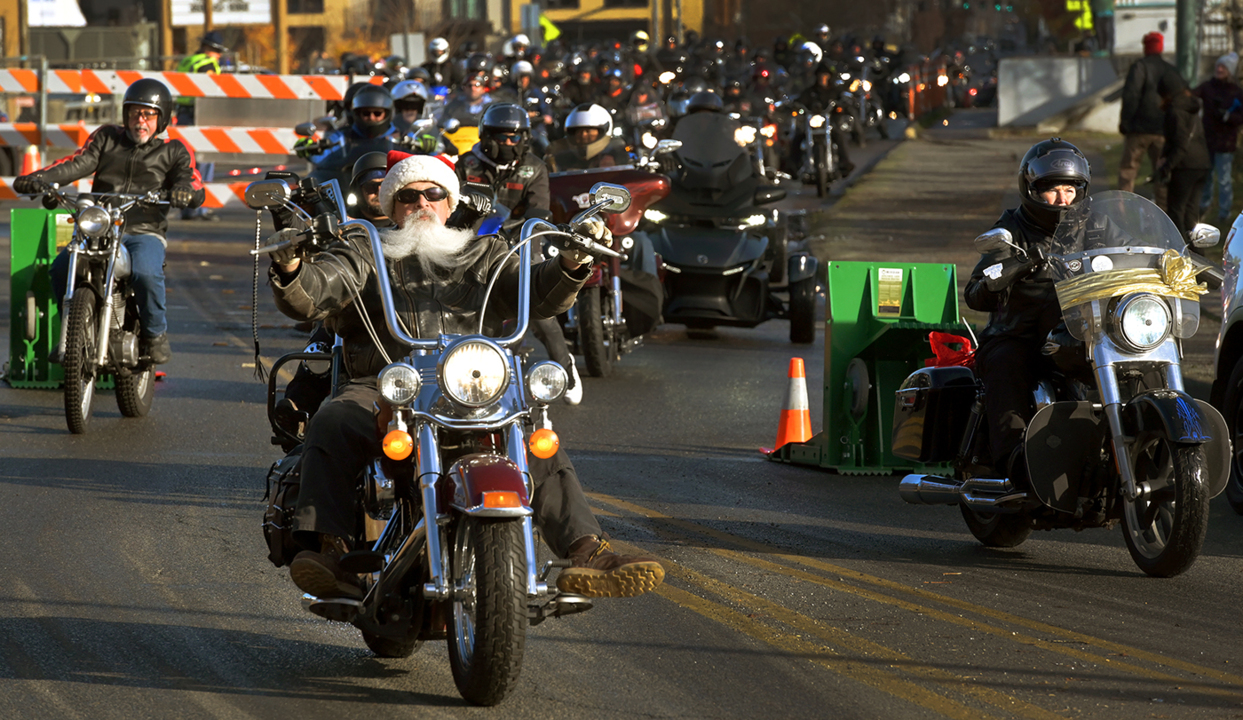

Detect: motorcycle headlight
809,114,826,128
659,71,676,84
642,132,657,149
760,124,777,138
378,362,421,406
439,338,510,407
741,214,766,228
897,72,911,83
937,75,949,87
849,79,861,92
526,360,567,404
734,126,757,146
1113,293,1171,351
644,208,668,223
862,80,872,92
76,205,111,238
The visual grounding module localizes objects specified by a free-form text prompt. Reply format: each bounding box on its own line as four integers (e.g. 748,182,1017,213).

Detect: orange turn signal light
382,429,414,460
482,490,522,509
529,427,559,459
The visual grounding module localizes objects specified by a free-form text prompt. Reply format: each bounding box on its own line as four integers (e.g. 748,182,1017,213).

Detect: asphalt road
2,132,1243,718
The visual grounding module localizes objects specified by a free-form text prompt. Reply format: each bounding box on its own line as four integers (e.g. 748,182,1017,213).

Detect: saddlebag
262,451,303,568
891,367,978,462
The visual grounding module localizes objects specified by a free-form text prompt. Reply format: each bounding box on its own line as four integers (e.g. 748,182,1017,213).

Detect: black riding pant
974,337,1053,471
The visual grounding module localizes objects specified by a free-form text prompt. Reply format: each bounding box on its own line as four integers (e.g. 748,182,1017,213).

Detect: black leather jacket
456,147,551,223
270,225,587,380
27,125,204,240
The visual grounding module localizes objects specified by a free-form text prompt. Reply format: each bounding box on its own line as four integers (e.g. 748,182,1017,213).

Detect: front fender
1126,390,1230,498
446,453,533,517
788,253,818,284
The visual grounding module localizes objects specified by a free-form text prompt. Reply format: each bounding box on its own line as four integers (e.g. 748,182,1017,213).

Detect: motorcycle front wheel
1122,434,1210,578
578,286,613,377
447,517,527,706
63,292,98,435
959,505,1032,548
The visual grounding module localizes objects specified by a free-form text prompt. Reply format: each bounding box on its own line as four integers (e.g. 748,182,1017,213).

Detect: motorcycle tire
363,630,423,659
116,366,156,418
814,140,829,198
1218,355,1243,514
63,292,98,435
789,275,816,344
579,287,613,377
959,505,1032,548
852,123,866,149
447,517,527,706
1121,433,1210,578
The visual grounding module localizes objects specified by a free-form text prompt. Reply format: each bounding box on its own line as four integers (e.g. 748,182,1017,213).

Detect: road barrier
0,177,253,209
0,68,382,100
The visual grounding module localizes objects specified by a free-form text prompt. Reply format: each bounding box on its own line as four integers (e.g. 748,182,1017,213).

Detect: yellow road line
590,492,1243,696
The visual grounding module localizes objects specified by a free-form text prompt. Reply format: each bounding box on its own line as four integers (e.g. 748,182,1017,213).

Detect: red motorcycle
549,164,671,376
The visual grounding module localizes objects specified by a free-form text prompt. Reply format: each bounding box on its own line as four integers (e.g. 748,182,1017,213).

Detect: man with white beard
266,151,665,602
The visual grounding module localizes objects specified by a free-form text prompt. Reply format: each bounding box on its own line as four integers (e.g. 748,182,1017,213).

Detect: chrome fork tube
417,422,449,599
94,242,120,367
56,246,81,359
364,517,426,605
611,274,623,324
1164,363,1185,393
1095,363,1140,500
506,423,544,596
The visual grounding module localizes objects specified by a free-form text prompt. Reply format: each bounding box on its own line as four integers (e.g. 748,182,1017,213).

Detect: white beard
379,210,474,274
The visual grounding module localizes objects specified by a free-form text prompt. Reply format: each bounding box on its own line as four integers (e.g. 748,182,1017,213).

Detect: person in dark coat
1119,32,1181,209
1194,52,1243,225
1158,77,1212,240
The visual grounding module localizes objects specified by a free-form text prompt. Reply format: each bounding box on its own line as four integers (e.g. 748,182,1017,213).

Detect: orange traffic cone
21,144,40,174
773,357,813,451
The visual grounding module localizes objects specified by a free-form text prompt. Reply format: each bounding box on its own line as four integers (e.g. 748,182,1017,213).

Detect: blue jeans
1201,152,1234,222
50,232,167,337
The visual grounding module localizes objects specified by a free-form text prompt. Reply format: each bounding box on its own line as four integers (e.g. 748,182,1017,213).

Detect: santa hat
1143,32,1163,55
1219,52,1240,78
378,150,459,217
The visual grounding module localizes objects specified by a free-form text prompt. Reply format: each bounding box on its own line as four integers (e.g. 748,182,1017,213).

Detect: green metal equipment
770,260,969,474
8,208,71,388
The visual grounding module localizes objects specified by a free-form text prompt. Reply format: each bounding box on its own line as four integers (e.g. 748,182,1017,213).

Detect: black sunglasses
394,186,449,204
359,180,382,194
491,132,523,144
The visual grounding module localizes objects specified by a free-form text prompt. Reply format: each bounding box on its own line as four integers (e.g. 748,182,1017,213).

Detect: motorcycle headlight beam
76,205,111,238
438,337,510,408
1112,293,1172,351
644,208,668,223
378,362,422,406
526,360,567,404
642,132,658,149
809,114,826,128
734,126,757,146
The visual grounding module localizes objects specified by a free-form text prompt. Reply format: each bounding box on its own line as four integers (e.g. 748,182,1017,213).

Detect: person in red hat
1119,31,1181,209
262,149,666,603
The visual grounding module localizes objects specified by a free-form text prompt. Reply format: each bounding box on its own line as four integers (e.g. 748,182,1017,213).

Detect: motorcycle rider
266,151,660,598
457,104,584,404
794,63,856,176
315,85,403,184
421,37,459,88
390,79,431,130
545,103,630,171
14,79,205,365
964,139,1096,486
563,63,599,107
440,66,496,128
493,60,553,155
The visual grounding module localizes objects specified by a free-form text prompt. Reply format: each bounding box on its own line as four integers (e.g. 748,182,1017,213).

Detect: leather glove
410,132,439,154
170,187,194,208
293,136,318,160
267,228,304,267
460,188,493,217
13,175,45,195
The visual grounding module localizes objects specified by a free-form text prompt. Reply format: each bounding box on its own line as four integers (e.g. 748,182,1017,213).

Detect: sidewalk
808,119,1219,396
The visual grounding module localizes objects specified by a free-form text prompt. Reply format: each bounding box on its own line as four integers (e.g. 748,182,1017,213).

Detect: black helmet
201,30,227,53
351,85,394,138
122,78,173,134
480,103,530,165
686,90,722,113
351,151,388,191
465,52,493,74
1018,138,1091,231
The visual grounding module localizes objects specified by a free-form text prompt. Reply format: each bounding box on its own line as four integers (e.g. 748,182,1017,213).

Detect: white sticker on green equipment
878,267,903,315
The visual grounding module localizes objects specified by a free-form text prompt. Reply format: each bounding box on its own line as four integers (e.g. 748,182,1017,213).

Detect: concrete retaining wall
997,56,1119,127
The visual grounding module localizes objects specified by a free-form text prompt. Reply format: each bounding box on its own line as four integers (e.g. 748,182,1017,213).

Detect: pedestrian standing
175,31,226,221
1158,76,1212,241
1194,52,1243,225
1118,32,1181,209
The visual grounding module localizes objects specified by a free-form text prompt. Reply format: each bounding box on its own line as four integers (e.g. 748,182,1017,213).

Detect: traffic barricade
768,261,969,474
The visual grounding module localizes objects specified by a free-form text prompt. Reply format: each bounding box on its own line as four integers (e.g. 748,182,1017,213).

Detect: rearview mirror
589,182,631,214
313,115,336,132
440,117,462,133
294,121,315,138
974,227,1014,253
1188,223,1221,249
654,138,682,156
245,179,292,209
754,186,786,205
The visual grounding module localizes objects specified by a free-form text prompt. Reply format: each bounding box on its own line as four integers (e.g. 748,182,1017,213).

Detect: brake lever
251,229,312,256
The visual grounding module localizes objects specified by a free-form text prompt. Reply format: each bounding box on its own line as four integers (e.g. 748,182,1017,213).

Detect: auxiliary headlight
644,208,668,223
77,205,111,238
1114,293,1171,350
526,360,567,404
809,114,826,128
439,338,509,407
378,362,421,406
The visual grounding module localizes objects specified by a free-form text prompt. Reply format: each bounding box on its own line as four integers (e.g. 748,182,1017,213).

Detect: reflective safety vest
175,53,221,105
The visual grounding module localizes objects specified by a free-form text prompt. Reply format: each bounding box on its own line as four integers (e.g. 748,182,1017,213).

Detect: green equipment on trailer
769,260,969,474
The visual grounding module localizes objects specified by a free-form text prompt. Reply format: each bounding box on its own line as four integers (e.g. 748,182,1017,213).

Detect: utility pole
1175,0,1197,82
162,0,174,69
274,0,288,73
1233,0,1243,53
204,0,214,32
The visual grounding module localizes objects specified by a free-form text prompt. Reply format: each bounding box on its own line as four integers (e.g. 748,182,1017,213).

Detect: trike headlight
378,362,421,406
439,338,509,407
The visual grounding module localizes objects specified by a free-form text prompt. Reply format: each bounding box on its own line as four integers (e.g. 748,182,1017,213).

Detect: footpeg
301,593,364,623
528,591,593,625
338,550,385,574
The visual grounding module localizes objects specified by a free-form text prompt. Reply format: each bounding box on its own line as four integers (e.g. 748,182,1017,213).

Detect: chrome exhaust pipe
899,474,965,505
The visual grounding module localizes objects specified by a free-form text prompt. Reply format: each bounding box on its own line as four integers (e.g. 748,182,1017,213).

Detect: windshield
1048,190,1186,259
671,112,747,167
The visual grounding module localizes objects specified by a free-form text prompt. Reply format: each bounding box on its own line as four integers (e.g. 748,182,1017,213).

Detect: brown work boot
556,535,665,598
289,535,363,600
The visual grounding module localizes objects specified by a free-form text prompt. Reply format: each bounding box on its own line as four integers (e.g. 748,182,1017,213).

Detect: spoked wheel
1218,356,1243,514
1122,432,1210,577
116,365,155,418
447,517,527,706
579,286,612,377
62,292,98,435
959,504,1032,548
